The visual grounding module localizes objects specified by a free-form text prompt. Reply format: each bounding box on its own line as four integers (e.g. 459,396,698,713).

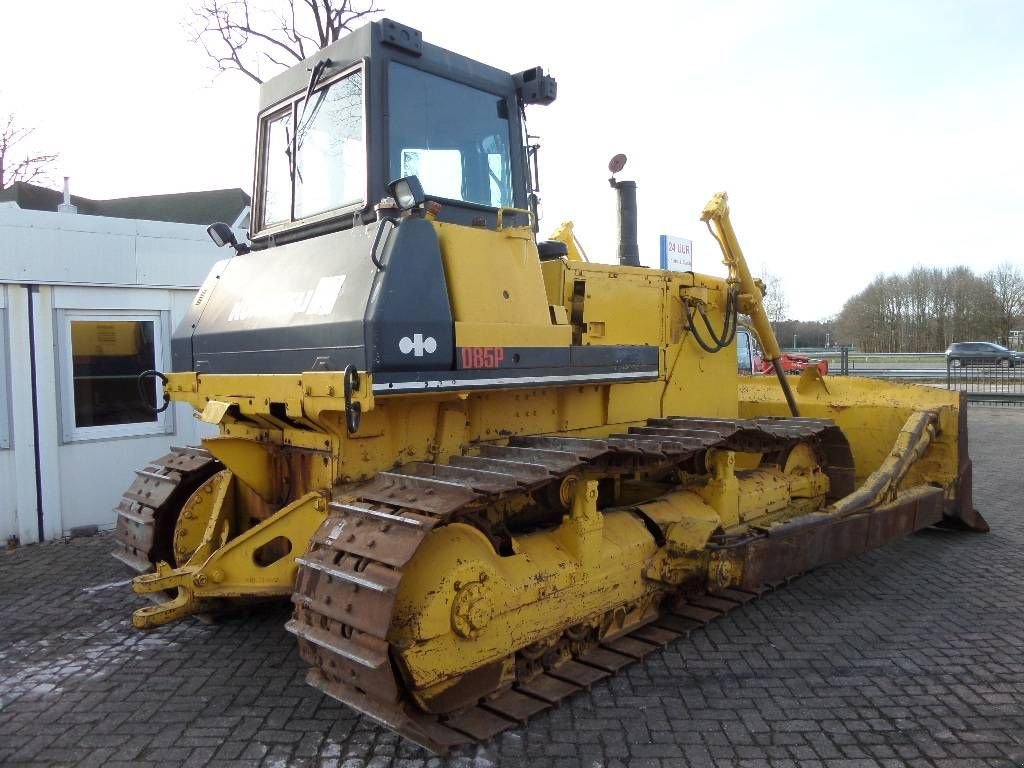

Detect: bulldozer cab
251,19,546,244
171,19,572,378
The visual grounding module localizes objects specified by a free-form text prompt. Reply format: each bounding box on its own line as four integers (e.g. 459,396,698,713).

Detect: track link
289,416,854,752
111,446,222,572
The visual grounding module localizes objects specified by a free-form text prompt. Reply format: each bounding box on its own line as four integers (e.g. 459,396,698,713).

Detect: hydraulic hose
685,284,739,354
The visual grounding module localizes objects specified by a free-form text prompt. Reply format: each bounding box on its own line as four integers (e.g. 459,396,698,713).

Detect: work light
388,176,426,211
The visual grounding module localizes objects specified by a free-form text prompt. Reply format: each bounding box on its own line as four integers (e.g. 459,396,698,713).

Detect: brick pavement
1,407,1023,768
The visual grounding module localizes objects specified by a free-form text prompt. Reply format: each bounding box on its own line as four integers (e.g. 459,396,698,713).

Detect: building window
58,310,172,442
0,309,9,450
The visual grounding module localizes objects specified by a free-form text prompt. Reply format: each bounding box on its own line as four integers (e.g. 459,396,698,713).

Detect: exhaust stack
57,177,78,215
609,154,639,267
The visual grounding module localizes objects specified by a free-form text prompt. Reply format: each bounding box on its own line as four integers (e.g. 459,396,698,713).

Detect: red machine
738,327,829,376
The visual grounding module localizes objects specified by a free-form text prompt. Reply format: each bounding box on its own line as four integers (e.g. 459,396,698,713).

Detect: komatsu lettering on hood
227,275,346,322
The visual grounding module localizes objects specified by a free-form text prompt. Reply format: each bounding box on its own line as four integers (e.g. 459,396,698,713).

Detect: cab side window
737,329,753,374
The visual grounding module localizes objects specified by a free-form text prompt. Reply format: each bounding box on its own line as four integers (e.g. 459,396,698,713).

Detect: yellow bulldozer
112,19,986,753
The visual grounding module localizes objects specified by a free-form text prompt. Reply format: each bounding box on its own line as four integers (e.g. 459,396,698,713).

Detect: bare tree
0,113,58,189
836,266,1005,353
986,263,1024,346
188,0,380,84
759,268,788,327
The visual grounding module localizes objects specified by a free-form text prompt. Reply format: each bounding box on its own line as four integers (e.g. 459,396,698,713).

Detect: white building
0,182,249,545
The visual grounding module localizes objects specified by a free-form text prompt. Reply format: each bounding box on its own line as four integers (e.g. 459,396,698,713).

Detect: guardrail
946,362,1024,405
845,369,947,380
786,350,946,375
787,350,945,359
815,352,945,359
821,355,1024,405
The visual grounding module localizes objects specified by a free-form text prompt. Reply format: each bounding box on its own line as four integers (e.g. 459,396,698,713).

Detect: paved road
2,408,1023,768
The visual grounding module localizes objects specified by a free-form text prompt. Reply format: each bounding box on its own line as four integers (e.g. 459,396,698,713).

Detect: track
287,416,857,753
111,446,222,572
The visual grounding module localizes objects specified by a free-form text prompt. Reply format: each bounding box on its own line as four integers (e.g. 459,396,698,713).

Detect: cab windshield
259,68,365,230
388,62,513,208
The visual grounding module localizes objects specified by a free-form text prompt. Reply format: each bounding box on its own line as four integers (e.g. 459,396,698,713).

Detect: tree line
833,264,1024,353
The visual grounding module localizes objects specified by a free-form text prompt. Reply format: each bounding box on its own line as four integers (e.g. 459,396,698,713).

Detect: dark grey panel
570,345,659,368
190,346,365,375
456,346,569,370
172,257,231,372
258,25,373,112
451,344,656,371
184,227,379,374
373,364,659,394
174,217,455,376
364,217,454,371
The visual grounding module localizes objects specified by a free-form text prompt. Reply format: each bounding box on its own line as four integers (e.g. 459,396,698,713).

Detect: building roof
0,182,250,227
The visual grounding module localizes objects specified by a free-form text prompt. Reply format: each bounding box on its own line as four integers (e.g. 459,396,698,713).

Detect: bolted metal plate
312,511,427,569
481,688,550,723
158,447,215,473
578,647,634,673
288,611,399,703
601,635,659,660
122,470,181,507
356,473,478,516
604,436,666,456
710,588,758,604
293,555,401,637
448,455,553,484
670,604,720,624
444,706,517,740
395,461,521,494
547,659,608,688
629,625,679,646
509,435,609,459
655,613,702,635
516,673,580,704
307,669,472,754
687,595,737,614
477,444,583,474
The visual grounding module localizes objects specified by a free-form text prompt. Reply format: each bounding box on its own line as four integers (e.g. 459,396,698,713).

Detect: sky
2,0,1022,320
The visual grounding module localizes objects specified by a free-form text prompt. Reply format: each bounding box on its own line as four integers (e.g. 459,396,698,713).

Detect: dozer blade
739,371,987,532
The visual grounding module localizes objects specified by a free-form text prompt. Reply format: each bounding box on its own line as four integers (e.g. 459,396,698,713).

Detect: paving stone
2,408,1023,767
